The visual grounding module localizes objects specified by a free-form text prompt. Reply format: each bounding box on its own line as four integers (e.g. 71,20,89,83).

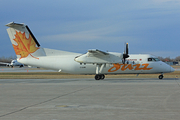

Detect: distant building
165,61,179,65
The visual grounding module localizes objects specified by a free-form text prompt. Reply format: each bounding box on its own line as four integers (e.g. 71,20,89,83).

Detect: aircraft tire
95,74,105,80
20,65,23,68
101,74,105,80
95,74,101,80
159,75,163,79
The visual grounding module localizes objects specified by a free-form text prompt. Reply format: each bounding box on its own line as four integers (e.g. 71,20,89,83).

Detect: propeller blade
122,43,129,64
126,43,128,55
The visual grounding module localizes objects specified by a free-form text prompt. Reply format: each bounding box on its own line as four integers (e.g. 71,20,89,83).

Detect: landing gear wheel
20,65,23,68
95,74,105,80
159,75,164,79
95,74,101,80
101,74,105,80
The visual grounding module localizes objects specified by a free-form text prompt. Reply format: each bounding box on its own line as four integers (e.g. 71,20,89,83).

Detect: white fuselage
18,52,174,75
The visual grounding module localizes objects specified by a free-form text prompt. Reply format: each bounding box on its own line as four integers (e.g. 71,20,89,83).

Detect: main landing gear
95,64,106,80
95,74,105,80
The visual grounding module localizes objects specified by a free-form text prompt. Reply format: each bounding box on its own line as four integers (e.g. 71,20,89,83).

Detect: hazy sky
0,0,180,58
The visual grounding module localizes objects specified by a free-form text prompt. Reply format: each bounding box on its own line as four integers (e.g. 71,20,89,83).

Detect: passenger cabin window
148,58,160,62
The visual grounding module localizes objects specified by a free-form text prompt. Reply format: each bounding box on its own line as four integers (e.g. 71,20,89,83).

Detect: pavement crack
175,79,180,88
0,86,92,118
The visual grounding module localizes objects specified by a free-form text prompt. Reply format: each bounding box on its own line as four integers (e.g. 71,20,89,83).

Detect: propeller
122,43,129,64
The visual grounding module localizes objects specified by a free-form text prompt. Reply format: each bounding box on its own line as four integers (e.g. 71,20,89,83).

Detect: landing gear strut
95,64,105,80
95,74,105,80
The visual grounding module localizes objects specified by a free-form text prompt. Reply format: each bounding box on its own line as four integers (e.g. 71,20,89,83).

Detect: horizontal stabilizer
6,22,24,27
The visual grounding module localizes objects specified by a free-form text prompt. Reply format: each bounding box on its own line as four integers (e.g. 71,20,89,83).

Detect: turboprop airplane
0,59,24,68
5,22,175,80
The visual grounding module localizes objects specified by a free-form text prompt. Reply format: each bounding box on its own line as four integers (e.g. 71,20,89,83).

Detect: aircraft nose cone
171,67,175,72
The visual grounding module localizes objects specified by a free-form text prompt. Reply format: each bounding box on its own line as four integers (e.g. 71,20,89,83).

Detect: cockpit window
154,58,160,61
148,58,153,61
148,58,160,62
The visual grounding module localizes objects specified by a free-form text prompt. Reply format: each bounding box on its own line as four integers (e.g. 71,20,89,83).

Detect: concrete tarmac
0,78,180,120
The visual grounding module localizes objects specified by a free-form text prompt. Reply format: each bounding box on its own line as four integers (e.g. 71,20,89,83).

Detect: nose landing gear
95,74,105,80
158,74,164,79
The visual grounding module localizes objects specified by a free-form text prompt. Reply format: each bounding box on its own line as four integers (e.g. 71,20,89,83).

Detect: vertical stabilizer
6,22,45,59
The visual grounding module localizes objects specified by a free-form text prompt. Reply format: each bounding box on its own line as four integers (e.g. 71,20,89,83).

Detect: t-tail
6,22,46,60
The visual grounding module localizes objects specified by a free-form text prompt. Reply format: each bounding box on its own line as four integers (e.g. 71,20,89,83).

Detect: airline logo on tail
13,31,39,59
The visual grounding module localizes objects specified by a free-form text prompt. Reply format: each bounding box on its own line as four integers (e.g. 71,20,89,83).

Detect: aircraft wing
0,62,10,65
75,49,122,64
